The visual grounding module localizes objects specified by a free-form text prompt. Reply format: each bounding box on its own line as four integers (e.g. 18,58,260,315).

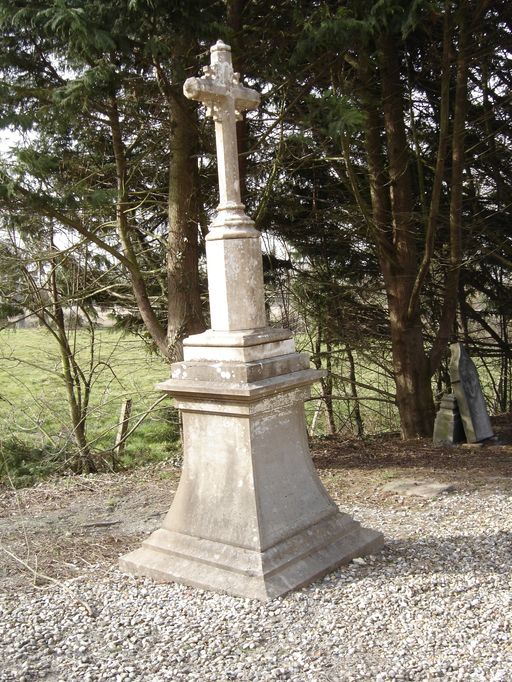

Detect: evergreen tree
242,0,512,436
0,0,225,359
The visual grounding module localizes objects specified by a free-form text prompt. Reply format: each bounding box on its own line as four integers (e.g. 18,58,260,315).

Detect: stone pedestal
433,394,466,445
206,231,266,331
119,39,383,601
120,328,383,600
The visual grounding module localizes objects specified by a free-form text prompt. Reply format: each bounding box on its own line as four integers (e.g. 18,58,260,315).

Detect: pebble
0,491,511,681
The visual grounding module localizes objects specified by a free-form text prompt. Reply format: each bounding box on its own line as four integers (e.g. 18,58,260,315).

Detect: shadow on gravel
388,532,512,572
330,531,512,585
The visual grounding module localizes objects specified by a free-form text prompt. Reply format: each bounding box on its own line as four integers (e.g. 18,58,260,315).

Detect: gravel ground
1,488,511,682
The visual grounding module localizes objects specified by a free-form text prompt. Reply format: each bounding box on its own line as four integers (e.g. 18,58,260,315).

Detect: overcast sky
0,128,26,157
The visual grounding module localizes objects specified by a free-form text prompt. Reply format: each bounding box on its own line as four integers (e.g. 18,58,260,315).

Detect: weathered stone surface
122,365,383,600
206,236,266,331
183,328,296,362
121,516,382,601
182,40,260,236
382,478,456,498
120,40,384,600
433,393,466,445
170,351,310,385
449,343,494,443
159,362,320,400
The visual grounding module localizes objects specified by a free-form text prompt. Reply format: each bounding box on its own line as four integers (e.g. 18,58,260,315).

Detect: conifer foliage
1,0,511,441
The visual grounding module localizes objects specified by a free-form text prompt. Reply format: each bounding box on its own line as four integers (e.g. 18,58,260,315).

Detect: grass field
1,327,500,487
0,328,177,486
0,328,403,486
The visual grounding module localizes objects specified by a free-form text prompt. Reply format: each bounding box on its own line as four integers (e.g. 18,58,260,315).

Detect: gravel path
1,488,511,682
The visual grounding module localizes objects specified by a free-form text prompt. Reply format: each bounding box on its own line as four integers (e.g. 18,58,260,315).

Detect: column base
120,331,384,601
120,510,383,601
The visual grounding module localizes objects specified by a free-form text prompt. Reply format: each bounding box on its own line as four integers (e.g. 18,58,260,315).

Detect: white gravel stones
1,490,511,681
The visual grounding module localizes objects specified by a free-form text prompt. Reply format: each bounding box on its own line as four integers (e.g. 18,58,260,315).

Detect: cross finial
183,40,260,234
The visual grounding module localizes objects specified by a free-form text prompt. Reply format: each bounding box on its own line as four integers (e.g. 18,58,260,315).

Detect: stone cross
183,40,266,331
120,40,383,601
183,40,260,229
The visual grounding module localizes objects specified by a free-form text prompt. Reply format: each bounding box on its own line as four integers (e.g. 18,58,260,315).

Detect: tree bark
346,346,364,437
321,341,336,434
429,4,470,373
408,2,452,318
107,95,169,358
387,295,436,437
360,43,436,437
378,36,416,273
167,89,205,361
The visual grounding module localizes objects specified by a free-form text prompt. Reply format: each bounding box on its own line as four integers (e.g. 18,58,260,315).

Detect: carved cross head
183,40,259,123
183,40,260,224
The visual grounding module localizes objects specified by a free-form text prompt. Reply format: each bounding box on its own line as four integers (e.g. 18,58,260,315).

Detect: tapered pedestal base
121,511,383,601
120,329,384,600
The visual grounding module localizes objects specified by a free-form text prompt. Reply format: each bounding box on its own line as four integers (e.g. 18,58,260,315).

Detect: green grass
0,328,178,486
2,328,500,487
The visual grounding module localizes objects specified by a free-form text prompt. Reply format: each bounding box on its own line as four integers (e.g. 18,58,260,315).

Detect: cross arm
183,79,260,114
232,84,260,113
183,77,226,104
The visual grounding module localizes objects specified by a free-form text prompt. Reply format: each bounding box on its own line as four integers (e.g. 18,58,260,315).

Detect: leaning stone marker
120,40,383,600
449,342,494,444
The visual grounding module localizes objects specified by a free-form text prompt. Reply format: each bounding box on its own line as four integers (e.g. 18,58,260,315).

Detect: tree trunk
108,95,169,358
167,75,205,361
361,43,436,437
408,3,452,319
387,294,436,437
49,242,96,473
429,4,469,373
346,346,364,437
322,341,336,434
499,318,510,412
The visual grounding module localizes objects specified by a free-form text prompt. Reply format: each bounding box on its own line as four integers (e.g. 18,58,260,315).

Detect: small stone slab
382,478,456,499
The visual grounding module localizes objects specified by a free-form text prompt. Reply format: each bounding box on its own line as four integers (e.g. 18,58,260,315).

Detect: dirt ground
1,416,511,594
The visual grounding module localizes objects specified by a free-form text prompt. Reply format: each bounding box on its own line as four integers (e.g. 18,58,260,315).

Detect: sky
0,128,31,158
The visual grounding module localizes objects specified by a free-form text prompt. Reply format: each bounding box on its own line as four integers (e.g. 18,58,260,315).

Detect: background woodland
1,0,511,478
